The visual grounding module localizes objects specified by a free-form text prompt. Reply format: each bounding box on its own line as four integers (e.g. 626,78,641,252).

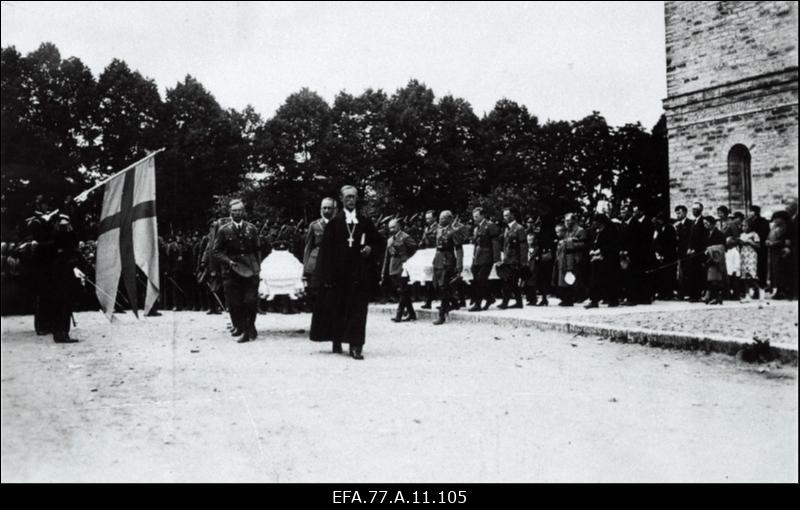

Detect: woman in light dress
739,219,760,299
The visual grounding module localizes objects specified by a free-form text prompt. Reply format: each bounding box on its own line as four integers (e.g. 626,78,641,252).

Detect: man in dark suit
469,207,501,312
213,199,261,343
673,205,692,299
303,197,335,310
686,202,708,302
653,213,678,300
381,218,418,322
496,207,527,309
585,213,619,308
419,210,438,309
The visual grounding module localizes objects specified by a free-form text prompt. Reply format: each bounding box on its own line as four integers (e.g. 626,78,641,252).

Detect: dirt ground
1,309,797,482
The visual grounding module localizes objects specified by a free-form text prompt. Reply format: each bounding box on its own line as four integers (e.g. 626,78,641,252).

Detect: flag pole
74,148,166,202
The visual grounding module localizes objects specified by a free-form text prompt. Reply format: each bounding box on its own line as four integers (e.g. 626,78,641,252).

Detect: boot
230,307,244,337
247,308,258,339
332,341,343,353
433,307,447,325
468,301,482,312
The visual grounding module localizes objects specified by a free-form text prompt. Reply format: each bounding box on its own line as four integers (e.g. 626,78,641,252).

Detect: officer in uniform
432,211,464,325
212,199,261,343
496,207,527,309
469,207,501,312
419,210,438,309
381,218,418,322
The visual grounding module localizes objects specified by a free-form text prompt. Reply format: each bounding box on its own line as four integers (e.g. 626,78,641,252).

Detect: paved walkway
375,298,798,362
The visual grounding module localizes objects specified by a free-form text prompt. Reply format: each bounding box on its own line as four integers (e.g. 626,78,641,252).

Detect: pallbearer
418,210,438,309
432,211,464,325
381,218,418,322
468,207,501,312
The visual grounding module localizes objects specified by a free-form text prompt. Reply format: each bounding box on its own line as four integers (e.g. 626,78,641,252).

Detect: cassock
309,209,380,346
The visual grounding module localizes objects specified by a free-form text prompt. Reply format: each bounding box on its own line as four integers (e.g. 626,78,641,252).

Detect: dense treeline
1,42,667,237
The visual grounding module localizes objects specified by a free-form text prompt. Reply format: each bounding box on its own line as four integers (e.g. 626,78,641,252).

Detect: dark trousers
391,274,415,318
497,264,522,303
423,281,435,305
589,260,619,304
433,267,457,312
471,264,492,305
50,297,72,336
223,275,259,331
654,259,677,299
686,254,706,300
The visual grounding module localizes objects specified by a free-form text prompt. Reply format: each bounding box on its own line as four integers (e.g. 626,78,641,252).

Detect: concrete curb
372,305,798,365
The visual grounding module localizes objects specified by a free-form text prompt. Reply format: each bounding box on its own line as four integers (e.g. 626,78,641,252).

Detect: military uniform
432,224,464,323
496,221,527,308
213,220,261,342
470,219,501,311
200,218,231,314
419,222,439,308
382,230,418,321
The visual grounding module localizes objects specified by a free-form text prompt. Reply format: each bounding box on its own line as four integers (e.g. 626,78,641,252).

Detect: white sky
1,1,667,127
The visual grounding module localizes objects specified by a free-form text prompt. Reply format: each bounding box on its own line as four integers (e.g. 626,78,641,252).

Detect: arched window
727,144,752,211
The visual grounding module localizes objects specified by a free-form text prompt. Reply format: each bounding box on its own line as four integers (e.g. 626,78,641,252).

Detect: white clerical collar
344,208,358,224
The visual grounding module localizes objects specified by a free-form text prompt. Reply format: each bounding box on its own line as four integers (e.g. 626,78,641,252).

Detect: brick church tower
663,1,798,216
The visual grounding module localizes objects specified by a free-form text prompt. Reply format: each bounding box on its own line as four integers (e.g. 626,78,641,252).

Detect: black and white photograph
1,1,797,486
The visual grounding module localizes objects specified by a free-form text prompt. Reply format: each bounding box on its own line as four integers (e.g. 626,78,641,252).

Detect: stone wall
665,1,798,97
664,1,799,216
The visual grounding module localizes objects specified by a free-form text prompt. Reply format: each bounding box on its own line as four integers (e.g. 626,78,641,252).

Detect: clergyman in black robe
309,185,380,360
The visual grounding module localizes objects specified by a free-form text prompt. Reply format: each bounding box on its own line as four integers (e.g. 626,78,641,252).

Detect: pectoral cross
348,235,354,247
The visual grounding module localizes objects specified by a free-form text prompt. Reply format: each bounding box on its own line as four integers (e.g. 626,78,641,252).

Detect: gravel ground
559,302,799,346
1,310,797,482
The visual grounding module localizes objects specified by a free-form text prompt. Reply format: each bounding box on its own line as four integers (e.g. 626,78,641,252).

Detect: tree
328,88,390,195
612,114,669,216
1,43,98,234
159,75,249,230
378,79,439,212
262,88,332,219
95,59,163,176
